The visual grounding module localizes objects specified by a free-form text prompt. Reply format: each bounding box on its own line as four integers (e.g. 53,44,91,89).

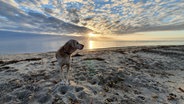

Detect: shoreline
0,45,184,104
1,44,184,56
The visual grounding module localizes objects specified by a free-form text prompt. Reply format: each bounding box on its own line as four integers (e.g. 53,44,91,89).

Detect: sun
88,33,96,37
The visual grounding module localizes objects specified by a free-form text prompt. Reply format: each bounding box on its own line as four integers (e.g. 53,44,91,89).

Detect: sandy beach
0,45,184,104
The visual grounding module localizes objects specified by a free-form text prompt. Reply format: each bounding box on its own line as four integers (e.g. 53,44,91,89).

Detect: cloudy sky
0,0,184,35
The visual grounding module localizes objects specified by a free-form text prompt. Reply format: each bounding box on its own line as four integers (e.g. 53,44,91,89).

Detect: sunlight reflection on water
83,39,184,50
0,32,184,54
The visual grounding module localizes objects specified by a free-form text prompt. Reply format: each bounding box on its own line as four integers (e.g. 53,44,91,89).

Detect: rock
53,94,65,104
77,91,87,99
107,81,116,88
38,93,51,103
88,78,98,85
25,84,41,92
66,93,77,102
152,95,158,99
75,86,84,92
134,90,141,94
103,86,109,92
105,96,118,103
15,90,32,102
167,93,177,100
58,86,69,95
78,75,86,81
0,95,15,103
137,95,145,100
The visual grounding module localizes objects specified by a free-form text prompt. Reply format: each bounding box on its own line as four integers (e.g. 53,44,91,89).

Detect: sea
0,31,184,54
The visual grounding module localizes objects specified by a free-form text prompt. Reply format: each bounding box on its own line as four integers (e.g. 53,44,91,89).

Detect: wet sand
0,45,184,104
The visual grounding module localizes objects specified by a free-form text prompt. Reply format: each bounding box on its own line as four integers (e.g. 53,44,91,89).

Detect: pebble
59,86,69,95
75,86,84,92
38,94,51,103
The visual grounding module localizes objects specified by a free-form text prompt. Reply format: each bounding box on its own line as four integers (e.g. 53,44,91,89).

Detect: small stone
66,93,77,102
75,87,84,92
77,91,87,99
167,93,177,100
59,86,69,94
134,90,141,94
15,90,32,102
78,75,86,81
152,94,158,99
137,95,145,100
38,94,51,103
103,86,109,92
105,97,117,103
88,78,98,85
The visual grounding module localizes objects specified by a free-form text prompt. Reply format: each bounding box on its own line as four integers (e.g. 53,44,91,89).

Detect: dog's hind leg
60,66,66,85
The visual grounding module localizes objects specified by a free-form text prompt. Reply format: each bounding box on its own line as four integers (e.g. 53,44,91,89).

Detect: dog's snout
80,44,84,50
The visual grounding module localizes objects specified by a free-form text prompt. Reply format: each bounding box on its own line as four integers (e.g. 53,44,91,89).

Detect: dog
56,39,84,85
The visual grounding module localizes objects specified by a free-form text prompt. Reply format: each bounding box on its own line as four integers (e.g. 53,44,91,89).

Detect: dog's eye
76,42,79,44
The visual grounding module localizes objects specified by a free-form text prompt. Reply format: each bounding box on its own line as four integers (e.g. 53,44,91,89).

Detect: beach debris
167,93,177,100
178,87,184,93
83,57,105,61
137,95,145,100
152,94,158,99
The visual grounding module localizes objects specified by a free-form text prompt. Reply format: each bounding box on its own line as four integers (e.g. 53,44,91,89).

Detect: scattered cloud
0,0,184,35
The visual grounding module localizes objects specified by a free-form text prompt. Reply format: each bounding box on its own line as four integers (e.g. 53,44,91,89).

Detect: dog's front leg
65,64,70,85
60,65,66,85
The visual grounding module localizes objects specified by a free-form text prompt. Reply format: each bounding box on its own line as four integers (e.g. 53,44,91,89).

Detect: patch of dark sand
20,70,51,84
0,80,23,97
0,66,14,72
13,90,32,103
72,53,85,57
83,57,105,61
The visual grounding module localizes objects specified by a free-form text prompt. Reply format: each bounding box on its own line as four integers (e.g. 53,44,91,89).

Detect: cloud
0,0,184,35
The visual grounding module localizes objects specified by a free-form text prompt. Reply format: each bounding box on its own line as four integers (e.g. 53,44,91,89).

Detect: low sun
88,33,96,37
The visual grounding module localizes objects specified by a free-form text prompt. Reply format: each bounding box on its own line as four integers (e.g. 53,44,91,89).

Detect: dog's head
63,39,84,54
68,39,84,50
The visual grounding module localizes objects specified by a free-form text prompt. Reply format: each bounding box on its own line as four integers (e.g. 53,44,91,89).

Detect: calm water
0,31,184,54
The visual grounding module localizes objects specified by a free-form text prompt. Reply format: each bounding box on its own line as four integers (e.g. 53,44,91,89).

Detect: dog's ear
63,41,71,52
63,40,76,54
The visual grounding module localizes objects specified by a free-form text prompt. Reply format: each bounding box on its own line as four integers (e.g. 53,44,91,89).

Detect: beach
0,45,184,104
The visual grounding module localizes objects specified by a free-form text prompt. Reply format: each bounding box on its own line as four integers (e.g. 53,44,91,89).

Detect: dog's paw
60,80,66,85
65,80,70,85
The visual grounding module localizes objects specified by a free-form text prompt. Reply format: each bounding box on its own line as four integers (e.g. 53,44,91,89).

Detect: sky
0,0,184,36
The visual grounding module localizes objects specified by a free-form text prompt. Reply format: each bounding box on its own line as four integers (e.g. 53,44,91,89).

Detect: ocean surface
0,31,184,54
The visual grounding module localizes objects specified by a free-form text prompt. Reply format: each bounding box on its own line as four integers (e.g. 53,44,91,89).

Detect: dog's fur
56,39,84,84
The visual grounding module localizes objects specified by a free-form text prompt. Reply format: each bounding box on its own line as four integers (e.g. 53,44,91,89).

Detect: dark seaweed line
142,49,184,59
0,58,42,66
159,48,184,52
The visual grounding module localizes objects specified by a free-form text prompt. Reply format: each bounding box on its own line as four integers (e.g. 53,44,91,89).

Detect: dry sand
0,45,184,104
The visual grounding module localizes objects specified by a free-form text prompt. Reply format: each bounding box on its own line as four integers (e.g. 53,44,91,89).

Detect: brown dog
56,39,84,84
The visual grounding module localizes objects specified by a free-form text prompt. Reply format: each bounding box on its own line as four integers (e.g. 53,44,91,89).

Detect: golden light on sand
89,40,94,49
